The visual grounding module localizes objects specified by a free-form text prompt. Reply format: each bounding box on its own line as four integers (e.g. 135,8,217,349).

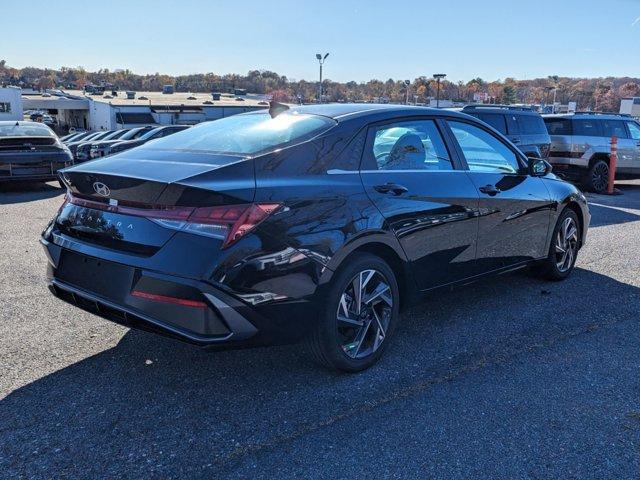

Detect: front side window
626,122,640,140
140,112,336,156
366,120,453,171
449,121,520,174
573,119,601,137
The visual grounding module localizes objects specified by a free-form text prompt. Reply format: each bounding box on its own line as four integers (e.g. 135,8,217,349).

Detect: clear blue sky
3,0,639,82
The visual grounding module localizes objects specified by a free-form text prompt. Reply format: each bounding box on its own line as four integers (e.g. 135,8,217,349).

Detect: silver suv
543,113,640,192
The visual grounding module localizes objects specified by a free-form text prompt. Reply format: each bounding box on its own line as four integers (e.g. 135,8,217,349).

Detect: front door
445,119,554,273
624,120,640,174
359,118,480,290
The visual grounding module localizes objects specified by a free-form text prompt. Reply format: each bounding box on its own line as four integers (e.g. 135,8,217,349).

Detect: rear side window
573,119,602,137
518,115,547,135
475,114,507,134
544,118,572,135
366,120,453,171
601,120,628,139
505,114,520,135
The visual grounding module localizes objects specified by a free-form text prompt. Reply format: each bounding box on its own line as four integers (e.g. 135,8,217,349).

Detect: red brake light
66,193,280,248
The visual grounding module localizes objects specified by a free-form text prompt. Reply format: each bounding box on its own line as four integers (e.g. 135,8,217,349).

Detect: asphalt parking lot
1,180,639,479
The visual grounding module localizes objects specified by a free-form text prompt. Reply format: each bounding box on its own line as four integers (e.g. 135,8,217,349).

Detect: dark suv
462,105,551,158
543,113,640,192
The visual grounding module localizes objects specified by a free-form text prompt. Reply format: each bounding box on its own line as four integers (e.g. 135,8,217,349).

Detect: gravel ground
1,180,639,479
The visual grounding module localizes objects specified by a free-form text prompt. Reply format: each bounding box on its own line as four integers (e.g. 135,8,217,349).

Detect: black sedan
0,121,73,183
42,104,590,372
106,125,190,156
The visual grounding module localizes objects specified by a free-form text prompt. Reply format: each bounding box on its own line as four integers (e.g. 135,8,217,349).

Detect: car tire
535,208,581,281
306,253,400,372
583,160,609,193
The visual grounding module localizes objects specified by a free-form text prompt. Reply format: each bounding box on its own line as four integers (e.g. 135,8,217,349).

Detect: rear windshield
0,124,55,137
544,118,572,135
139,112,337,156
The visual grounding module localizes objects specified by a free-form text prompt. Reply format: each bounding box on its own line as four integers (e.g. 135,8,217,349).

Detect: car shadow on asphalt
586,202,640,227
2,265,639,477
0,181,63,204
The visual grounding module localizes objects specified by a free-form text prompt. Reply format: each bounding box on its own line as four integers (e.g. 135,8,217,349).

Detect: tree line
2,60,639,112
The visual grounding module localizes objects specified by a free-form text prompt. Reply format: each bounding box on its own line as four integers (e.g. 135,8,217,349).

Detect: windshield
120,128,149,140
139,112,336,156
0,123,55,137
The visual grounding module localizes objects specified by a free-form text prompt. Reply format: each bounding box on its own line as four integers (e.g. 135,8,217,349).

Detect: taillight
66,194,280,248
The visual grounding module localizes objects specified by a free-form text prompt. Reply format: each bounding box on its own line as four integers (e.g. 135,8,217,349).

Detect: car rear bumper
41,235,320,348
0,152,73,182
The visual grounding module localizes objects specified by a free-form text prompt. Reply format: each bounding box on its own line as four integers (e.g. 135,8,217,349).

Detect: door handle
511,138,521,144
479,184,501,196
374,182,409,196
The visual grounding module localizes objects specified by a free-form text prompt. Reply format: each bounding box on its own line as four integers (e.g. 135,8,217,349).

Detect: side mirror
528,157,552,177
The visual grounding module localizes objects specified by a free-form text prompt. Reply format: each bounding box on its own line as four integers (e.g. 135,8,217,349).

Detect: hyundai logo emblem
93,181,110,197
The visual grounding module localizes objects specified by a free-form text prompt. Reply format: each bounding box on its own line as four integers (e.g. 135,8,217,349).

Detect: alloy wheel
555,217,578,273
336,269,393,359
591,163,608,192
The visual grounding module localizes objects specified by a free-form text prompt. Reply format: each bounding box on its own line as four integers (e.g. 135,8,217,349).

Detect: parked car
43,104,590,372
62,131,94,144
543,113,640,192
88,126,155,158
0,121,73,184
66,130,114,159
462,105,551,158
106,125,190,156
75,129,130,162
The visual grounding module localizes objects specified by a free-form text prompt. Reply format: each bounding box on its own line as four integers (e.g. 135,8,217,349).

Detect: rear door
359,117,480,290
444,119,553,273
516,114,551,158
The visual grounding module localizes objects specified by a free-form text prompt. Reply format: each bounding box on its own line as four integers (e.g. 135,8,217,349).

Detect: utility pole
316,53,329,103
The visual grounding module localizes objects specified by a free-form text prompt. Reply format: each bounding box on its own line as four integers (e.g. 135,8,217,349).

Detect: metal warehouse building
20,89,269,131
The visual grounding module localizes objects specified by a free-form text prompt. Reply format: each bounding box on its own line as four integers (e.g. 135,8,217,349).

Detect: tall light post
433,73,446,108
316,53,329,103
404,79,411,105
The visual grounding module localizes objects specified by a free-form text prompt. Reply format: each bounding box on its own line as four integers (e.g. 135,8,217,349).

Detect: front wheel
535,209,581,281
307,253,400,372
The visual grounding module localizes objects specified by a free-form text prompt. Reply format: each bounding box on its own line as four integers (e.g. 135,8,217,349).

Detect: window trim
441,118,527,174
358,116,465,172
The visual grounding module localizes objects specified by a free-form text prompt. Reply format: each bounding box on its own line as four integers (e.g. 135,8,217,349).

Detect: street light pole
404,79,411,105
433,73,446,108
316,53,329,103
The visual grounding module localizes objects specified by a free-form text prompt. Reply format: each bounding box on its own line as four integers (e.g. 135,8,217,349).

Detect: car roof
543,113,632,121
0,120,53,128
461,105,541,116
251,103,473,122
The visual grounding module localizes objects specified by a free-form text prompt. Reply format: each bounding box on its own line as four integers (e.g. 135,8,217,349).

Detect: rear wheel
307,253,400,372
583,160,608,193
535,208,580,281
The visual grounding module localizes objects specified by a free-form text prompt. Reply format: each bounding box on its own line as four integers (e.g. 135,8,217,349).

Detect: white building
620,97,640,118
19,89,269,132
0,86,23,121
